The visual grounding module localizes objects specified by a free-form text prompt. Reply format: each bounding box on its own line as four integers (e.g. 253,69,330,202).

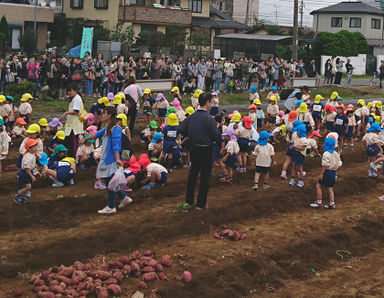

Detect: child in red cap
307,131,321,157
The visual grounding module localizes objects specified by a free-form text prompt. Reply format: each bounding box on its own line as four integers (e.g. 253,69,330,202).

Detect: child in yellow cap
114,94,128,115
311,95,324,131
355,99,370,140
191,89,202,109
160,113,179,172
254,99,265,131
18,93,34,123
38,118,49,135
171,86,182,103
298,103,315,133
143,89,156,124
46,154,76,187
266,96,279,129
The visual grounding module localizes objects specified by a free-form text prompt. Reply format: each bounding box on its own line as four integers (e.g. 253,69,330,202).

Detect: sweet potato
130,261,140,272
213,232,220,239
55,294,62,298
104,278,118,285
161,255,172,267
157,272,169,281
13,289,23,297
139,281,148,289
38,292,55,298
146,259,157,267
47,273,57,281
70,277,79,286
142,266,155,273
112,270,124,281
233,231,241,241
135,259,143,268
59,282,66,290
58,267,73,278
108,260,124,270
34,279,46,287
143,250,153,257
89,270,110,280
35,285,49,293
123,265,132,276
118,256,131,264
96,286,108,298
182,271,192,283
49,285,64,294
30,273,41,284
49,280,59,286
64,289,77,296
73,261,85,271
221,229,233,237
142,272,157,282
79,290,90,296
40,271,50,280
239,233,247,240
56,276,71,285
131,250,141,259
107,284,121,295
94,280,103,288
72,270,87,281
155,264,163,272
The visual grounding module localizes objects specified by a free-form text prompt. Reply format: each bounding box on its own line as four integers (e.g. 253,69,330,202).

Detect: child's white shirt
322,151,342,170
226,140,240,155
254,143,274,167
146,163,168,177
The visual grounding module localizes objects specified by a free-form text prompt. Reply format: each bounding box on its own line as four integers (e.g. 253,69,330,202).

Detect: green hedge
5,82,36,104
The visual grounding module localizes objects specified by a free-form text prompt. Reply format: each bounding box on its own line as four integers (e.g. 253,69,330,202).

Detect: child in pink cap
171,99,185,122
154,93,169,124
210,92,219,116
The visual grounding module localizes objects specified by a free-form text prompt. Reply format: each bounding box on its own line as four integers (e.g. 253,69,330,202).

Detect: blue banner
80,27,94,58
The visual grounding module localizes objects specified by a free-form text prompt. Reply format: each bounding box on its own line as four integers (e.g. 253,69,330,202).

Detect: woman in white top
62,83,84,157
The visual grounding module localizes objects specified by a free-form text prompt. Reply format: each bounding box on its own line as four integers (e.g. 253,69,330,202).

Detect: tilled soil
0,129,383,297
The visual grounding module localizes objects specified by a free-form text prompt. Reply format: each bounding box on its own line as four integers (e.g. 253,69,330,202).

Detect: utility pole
245,0,250,26
299,0,304,28
292,0,299,60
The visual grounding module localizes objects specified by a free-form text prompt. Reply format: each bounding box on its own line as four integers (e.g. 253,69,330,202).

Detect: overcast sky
258,0,342,27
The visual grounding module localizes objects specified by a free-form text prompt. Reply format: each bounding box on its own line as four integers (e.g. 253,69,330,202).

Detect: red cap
310,131,321,138
241,116,252,129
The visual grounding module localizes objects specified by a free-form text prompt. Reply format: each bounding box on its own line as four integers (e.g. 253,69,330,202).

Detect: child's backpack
121,131,132,162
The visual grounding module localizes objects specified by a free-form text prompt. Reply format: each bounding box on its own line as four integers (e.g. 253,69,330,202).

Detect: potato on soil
182,271,192,283
104,278,118,285
118,256,131,264
107,284,121,295
58,267,73,277
144,250,153,257
157,272,169,281
96,286,108,298
139,281,148,289
155,264,163,272
160,255,172,267
12,289,23,297
49,285,64,294
142,266,155,273
130,261,140,272
111,269,124,281
72,270,87,281
142,272,157,282
38,291,55,298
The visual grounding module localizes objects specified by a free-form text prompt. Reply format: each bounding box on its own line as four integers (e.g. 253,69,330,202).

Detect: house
211,0,259,26
360,0,384,11
63,0,249,50
311,1,384,56
0,0,55,51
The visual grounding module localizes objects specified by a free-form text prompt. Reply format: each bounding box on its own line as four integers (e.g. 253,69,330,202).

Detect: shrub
6,82,36,104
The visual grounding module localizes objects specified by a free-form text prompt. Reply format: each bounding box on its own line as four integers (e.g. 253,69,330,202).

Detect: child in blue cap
266,85,280,102
148,132,163,162
252,131,275,190
249,86,259,105
310,137,342,209
289,124,308,188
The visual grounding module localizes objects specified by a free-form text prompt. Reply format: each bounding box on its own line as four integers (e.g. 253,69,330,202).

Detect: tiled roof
367,38,384,47
310,1,384,16
215,33,291,41
192,16,251,30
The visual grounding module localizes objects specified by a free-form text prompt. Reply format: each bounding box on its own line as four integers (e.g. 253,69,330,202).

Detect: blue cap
368,122,382,132
38,152,49,165
249,86,257,93
324,137,336,153
271,86,278,91
152,132,164,143
257,131,271,146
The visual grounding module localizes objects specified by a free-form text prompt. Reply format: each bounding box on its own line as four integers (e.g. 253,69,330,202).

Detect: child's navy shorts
163,140,178,154
318,170,336,187
57,168,75,183
158,108,167,117
124,171,137,179
268,116,276,124
224,154,238,169
367,145,380,157
257,118,263,129
286,143,294,157
326,121,334,131
255,166,270,174
237,138,250,152
292,149,305,166
17,169,33,188
347,126,354,138
158,171,167,185
334,127,346,137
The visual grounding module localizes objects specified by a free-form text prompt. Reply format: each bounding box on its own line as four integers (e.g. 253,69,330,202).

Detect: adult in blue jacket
84,106,131,214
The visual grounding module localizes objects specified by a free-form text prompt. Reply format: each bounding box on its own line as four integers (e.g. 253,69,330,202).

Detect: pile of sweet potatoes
29,250,172,297
212,229,247,241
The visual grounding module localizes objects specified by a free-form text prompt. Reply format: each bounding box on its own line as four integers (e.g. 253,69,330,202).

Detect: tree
266,26,286,35
251,16,265,31
189,32,210,56
48,15,69,47
353,32,368,54
136,31,164,54
19,29,37,55
164,25,186,56
110,24,135,51
0,16,10,55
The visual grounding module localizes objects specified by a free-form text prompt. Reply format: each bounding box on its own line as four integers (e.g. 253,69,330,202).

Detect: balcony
118,5,192,26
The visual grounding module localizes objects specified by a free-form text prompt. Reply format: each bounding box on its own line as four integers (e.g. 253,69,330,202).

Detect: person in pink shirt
27,56,40,97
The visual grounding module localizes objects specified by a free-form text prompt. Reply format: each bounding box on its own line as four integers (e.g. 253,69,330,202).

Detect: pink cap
278,111,285,117
87,113,95,125
86,125,97,135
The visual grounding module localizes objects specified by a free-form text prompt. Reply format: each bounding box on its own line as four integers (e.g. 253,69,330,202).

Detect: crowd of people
1,73,384,213
0,53,320,99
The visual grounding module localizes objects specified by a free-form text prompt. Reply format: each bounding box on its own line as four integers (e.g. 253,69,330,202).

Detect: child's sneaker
370,162,378,171
123,186,133,192
350,144,354,150
343,143,347,148
297,180,304,188
263,183,270,189
220,177,232,184
324,202,336,210
52,181,64,188
13,195,23,205
94,180,106,190
119,196,133,208
252,183,258,191
144,183,156,189
183,163,191,169
21,196,30,204
281,171,287,180
368,169,378,177
68,179,74,185
289,177,296,186
97,206,117,214
310,200,323,208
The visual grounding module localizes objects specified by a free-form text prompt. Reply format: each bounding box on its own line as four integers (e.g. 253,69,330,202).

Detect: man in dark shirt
345,59,354,88
306,60,317,78
379,61,384,89
179,93,221,210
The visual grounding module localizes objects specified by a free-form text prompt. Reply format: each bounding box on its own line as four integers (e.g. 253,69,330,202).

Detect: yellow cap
330,91,339,100
185,106,195,115
167,113,179,126
143,88,151,94
0,95,6,103
25,123,41,134
113,94,122,105
377,101,382,109
253,99,261,105
358,99,366,106
299,102,308,114
279,124,287,135
62,157,75,164
38,118,48,127
193,89,203,98
97,97,109,106
367,102,374,109
314,94,324,103
116,114,127,127
54,130,65,140
269,96,277,103
171,86,180,94
119,93,126,100
230,112,241,123
21,93,33,102
375,115,381,123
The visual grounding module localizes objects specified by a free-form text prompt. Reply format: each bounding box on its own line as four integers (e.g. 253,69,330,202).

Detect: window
372,18,381,29
70,0,83,8
141,24,158,32
189,0,202,13
350,17,361,28
331,17,342,27
94,0,108,8
130,0,145,5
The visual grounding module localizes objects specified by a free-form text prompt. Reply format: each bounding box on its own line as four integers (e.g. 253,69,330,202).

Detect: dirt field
1,118,384,297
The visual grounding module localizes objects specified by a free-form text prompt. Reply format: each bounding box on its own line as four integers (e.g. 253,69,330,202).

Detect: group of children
1,85,383,211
